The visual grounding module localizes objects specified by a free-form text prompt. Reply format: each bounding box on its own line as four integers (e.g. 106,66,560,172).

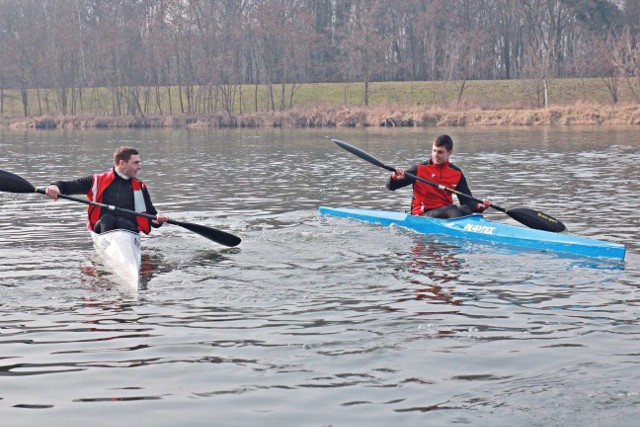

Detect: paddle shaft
404,171,508,213
373,164,509,213
36,187,169,223
330,139,503,211
0,168,240,246
34,187,241,246
330,138,566,232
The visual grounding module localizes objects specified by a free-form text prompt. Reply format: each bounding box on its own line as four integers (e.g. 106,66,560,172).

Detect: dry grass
3,78,640,129
5,103,640,130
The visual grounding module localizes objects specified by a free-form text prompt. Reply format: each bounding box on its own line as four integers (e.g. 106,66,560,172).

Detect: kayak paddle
0,169,241,247
331,139,566,233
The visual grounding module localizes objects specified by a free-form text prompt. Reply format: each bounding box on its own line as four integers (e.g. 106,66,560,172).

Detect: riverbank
3,103,640,130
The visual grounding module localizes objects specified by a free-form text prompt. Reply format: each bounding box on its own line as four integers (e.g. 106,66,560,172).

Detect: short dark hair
434,134,453,151
114,146,139,164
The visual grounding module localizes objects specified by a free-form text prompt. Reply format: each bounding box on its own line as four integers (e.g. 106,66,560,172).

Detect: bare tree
1,0,46,115
0,0,635,116
338,1,389,106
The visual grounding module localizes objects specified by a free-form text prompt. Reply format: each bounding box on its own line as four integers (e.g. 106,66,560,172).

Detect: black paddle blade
169,219,241,247
0,169,36,193
331,139,396,172
507,208,566,233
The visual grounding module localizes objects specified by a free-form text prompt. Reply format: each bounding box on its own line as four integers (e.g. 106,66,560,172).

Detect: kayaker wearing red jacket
386,134,491,218
44,146,168,233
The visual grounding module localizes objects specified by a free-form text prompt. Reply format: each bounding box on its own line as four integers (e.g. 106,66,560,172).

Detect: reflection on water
0,127,639,426
405,240,464,307
81,253,164,292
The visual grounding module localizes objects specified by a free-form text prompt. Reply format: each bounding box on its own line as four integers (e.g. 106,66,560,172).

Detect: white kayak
91,229,142,289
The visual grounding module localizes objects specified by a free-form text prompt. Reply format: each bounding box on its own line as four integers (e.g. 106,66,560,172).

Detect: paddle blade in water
507,208,566,233
168,219,241,247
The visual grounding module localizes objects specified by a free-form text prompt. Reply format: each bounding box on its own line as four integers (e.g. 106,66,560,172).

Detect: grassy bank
3,78,640,129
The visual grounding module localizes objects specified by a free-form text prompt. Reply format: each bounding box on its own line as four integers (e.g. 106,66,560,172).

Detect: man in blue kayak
387,134,490,218
44,146,168,234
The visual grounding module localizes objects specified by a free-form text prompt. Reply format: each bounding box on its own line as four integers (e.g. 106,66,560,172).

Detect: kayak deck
91,229,142,289
319,206,626,261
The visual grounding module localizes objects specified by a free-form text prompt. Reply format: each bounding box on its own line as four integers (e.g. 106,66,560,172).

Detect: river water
1,127,639,426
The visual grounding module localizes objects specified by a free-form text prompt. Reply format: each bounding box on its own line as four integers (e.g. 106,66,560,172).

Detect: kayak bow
91,229,142,289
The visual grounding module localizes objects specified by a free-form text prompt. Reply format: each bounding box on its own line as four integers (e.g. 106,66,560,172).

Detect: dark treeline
1,0,640,117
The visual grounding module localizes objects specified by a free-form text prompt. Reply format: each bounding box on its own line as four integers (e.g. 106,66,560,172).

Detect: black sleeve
386,165,419,191
142,186,161,228
52,176,93,195
455,173,479,212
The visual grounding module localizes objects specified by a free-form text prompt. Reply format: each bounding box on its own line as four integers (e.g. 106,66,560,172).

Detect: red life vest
86,169,151,234
410,162,463,215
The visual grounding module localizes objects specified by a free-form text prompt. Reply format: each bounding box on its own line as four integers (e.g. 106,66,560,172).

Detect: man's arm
386,165,418,191
142,186,168,227
45,176,93,200
53,176,93,194
456,173,489,213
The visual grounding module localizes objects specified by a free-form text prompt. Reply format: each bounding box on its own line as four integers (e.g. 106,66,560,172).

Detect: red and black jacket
386,160,479,215
86,169,151,234
52,168,160,234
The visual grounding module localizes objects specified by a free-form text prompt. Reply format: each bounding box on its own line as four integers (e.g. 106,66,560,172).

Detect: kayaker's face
118,155,142,178
432,144,452,165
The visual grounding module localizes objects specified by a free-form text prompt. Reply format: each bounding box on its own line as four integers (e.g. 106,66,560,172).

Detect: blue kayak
319,206,626,261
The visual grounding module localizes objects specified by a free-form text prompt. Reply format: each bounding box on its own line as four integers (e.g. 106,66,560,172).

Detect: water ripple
1,128,639,426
